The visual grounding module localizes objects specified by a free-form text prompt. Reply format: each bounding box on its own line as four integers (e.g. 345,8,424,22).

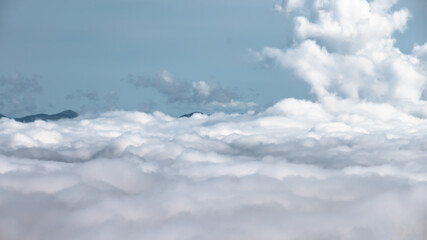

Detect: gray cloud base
0,98,426,240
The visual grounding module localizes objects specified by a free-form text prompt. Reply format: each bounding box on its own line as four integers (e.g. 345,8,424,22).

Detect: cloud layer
1,98,427,239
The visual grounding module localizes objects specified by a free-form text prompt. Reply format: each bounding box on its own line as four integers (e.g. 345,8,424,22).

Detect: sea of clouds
2,0,427,239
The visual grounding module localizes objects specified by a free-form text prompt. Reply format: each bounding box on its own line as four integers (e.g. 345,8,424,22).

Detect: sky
1,0,427,239
0,0,426,117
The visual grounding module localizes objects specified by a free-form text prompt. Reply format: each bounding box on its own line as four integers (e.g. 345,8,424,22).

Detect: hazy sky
0,0,426,116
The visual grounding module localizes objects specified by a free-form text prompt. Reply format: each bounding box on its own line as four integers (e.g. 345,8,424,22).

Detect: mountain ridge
179,112,206,118
0,110,78,123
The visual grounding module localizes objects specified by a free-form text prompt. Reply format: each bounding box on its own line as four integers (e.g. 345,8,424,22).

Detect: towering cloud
260,0,427,112
1,0,427,239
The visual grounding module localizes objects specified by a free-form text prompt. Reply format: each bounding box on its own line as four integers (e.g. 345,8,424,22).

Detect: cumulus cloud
0,74,43,116
413,42,427,62
127,70,257,111
258,0,427,112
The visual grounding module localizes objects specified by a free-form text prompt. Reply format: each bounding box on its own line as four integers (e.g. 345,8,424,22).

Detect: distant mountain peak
179,112,206,118
0,110,78,123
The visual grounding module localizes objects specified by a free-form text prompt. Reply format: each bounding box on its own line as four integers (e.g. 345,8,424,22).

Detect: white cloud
258,0,427,110
274,0,305,13
0,99,427,239
413,43,427,62
273,3,284,12
286,0,305,12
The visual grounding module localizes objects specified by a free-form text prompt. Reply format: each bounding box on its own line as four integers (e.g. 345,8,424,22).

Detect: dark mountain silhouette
0,110,78,123
179,112,206,118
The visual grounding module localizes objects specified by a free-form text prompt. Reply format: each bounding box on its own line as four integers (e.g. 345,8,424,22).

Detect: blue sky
0,0,426,116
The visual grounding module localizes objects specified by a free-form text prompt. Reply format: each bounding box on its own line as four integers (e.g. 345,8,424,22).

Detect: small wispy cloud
273,0,305,13
127,70,257,111
65,89,100,102
0,74,43,116
65,89,119,113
